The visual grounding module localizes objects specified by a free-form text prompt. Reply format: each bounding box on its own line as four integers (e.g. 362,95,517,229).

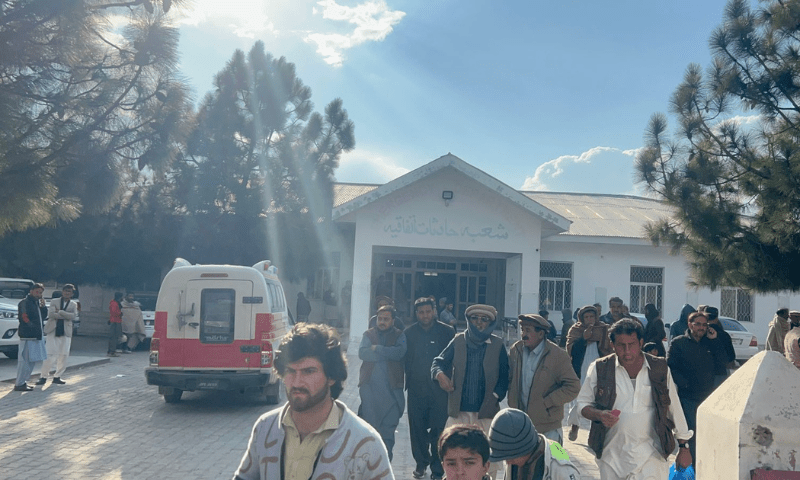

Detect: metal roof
333,183,671,240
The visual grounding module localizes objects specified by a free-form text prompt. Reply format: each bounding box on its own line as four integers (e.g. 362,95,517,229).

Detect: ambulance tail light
749,336,758,347
149,338,159,365
261,342,274,367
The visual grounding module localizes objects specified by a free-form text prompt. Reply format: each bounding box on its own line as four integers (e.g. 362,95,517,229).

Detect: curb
1,357,111,384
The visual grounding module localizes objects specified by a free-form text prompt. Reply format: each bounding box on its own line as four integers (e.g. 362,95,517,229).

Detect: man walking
507,314,580,444
577,319,693,480
233,323,393,480
432,304,509,478
358,305,407,460
700,305,736,387
598,297,624,325
784,310,800,369
667,311,725,466
766,308,791,353
295,292,311,323
15,283,48,391
405,296,455,480
37,284,79,385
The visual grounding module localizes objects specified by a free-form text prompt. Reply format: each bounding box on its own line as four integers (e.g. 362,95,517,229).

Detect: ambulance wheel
262,380,281,404
163,388,183,403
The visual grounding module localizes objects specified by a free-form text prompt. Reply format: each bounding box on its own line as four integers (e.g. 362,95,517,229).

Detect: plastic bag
669,464,695,480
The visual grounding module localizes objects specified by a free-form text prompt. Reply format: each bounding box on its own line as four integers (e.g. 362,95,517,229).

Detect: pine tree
0,0,191,235
172,42,355,279
636,0,800,292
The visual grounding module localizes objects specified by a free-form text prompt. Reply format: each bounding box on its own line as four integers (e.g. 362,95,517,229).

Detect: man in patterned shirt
233,323,394,480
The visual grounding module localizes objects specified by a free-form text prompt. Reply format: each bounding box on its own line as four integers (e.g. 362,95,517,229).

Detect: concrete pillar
697,351,800,479
504,254,521,318
348,227,373,350
519,249,540,314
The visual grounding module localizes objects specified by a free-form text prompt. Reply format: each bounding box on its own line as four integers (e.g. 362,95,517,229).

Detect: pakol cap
577,305,598,321
518,313,549,330
465,304,497,321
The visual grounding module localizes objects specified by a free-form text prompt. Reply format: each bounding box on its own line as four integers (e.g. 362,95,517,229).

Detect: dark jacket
18,295,47,340
643,317,667,357
404,320,455,395
667,332,725,401
669,304,696,341
709,322,736,374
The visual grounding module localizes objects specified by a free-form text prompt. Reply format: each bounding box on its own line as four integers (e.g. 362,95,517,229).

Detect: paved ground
1,335,603,479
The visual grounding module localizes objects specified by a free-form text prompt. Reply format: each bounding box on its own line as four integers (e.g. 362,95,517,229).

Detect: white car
718,316,759,363
0,299,19,359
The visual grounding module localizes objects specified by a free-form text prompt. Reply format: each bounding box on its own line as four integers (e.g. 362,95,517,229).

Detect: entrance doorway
373,253,504,329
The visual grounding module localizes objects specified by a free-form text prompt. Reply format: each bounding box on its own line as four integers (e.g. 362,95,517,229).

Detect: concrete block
697,351,800,479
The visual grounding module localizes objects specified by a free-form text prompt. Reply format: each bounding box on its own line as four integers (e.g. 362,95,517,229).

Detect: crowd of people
12,280,800,479
231,293,800,480
13,284,147,391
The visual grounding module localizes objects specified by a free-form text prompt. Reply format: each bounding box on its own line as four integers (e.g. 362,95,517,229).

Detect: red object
749,336,758,347
750,469,800,479
611,409,620,417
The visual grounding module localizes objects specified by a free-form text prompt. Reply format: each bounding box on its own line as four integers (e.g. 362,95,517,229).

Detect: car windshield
720,318,746,331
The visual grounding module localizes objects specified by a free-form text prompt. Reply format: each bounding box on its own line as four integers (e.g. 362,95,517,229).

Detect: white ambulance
145,259,290,403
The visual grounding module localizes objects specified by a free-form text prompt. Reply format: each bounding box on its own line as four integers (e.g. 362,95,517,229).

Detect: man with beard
233,323,393,480
784,310,800,369
667,311,725,467
358,305,407,460
577,319,692,480
405,297,455,480
38,284,79,385
432,304,509,479
699,305,735,387
598,297,624,326
15,283,48,391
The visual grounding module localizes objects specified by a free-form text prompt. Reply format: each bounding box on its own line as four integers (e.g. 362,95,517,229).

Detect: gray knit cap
488,408,539,462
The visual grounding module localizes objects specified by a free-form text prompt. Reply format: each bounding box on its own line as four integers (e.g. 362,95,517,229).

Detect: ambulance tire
163,388,183,403
263,380,282,404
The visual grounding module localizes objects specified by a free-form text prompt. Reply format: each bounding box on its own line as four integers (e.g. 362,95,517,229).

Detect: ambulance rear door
179,278,258,371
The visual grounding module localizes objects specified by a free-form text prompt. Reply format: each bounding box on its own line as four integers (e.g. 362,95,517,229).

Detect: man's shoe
107,352,119,357
14,383,33,391
121,348,132,354
412,468,426,479
431,475,443,480
35,378,47,386
52,377,66,385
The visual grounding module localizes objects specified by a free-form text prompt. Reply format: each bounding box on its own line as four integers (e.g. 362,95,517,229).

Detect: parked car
0,300,19,359
136,294,157,350
718,316,759,363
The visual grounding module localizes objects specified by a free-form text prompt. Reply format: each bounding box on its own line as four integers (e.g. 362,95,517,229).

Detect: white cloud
175,0,277,39
521,146,618,190
305,0,405,66
337,149,409,183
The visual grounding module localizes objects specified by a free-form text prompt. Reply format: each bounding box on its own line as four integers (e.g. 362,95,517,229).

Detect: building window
308,252,340,301
539,262,572,311
720,287,753,322
630,266,663,314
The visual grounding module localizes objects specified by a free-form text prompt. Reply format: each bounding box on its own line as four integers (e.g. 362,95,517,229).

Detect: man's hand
597,410,620,428
582,327,594,340
707,327,718,340
436,372,454,392
675,447,692,469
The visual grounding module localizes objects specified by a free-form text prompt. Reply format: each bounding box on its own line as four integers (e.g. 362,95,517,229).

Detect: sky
170,0,735,196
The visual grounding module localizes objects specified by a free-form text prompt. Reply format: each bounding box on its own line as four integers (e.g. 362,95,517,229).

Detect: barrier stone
697,351,800,479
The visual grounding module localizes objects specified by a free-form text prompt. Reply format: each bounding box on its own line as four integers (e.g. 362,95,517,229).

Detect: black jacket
17,295,47,340
404,320,454,395
709,323,736,374
667,332,725,401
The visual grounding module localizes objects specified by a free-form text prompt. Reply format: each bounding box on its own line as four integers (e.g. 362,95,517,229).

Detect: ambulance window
200,289,235,344
276,285,286,310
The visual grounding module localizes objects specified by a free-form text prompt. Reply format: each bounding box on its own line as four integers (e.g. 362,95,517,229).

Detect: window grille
539,262,572,311
720,288,753,322
629,266,663,314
